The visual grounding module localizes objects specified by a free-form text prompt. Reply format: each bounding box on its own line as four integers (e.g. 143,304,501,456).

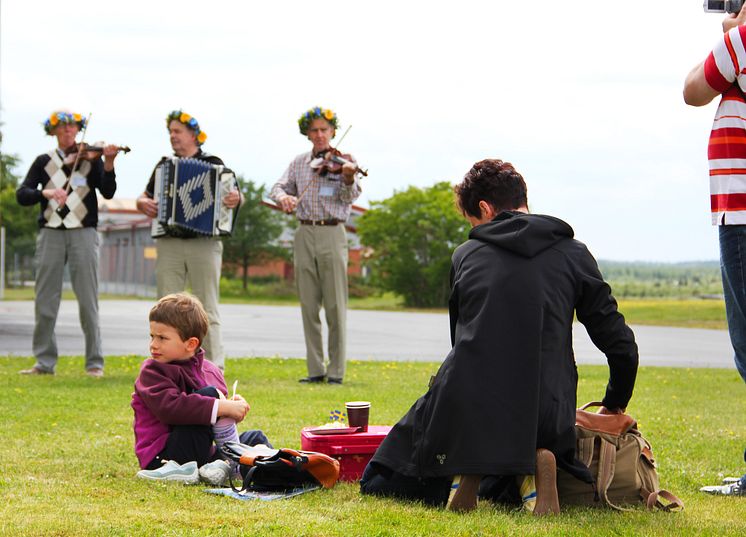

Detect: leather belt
299,219,341,226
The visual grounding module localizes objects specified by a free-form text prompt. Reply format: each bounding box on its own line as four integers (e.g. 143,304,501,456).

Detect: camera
704,0,744,13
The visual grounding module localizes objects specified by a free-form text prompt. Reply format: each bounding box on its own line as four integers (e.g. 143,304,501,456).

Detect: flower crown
166,110,207,145
298,106,339,136
43,111,86,135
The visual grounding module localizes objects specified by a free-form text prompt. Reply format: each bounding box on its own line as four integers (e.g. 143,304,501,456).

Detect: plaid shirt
270,151,361,222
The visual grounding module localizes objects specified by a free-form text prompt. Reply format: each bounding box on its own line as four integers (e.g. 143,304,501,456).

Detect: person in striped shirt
684,7,746,497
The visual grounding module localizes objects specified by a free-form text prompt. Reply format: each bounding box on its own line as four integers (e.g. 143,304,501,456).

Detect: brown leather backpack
556,402,684,511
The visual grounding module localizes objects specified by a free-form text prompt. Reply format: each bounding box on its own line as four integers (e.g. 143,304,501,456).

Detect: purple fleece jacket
131,348,227,468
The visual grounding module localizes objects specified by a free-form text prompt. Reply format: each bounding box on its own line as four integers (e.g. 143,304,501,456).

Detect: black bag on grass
221,442,340,492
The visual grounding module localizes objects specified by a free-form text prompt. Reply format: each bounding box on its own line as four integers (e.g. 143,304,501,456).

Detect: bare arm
683,60,720,107
685,12,746,106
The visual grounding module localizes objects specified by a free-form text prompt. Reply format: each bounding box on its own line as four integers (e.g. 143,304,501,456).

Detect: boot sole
137,470,199,485
534,449,560,516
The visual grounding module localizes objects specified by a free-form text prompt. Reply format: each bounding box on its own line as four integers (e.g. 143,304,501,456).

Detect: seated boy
132,292,270,485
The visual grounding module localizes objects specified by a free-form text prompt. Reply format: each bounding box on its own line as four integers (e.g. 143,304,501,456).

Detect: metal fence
98,221,157,297
2,222,158,298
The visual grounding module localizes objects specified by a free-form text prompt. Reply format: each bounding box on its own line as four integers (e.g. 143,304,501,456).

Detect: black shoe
327,377,343,385
299,375,326,383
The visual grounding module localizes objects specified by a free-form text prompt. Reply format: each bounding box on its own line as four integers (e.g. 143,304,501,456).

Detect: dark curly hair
454,159,528,218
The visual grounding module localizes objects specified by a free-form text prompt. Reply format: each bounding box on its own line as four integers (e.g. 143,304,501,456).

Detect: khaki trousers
155,237,224,368
294,224,348,379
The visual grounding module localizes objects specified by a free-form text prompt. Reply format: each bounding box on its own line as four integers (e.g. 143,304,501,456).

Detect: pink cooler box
301,425,392,481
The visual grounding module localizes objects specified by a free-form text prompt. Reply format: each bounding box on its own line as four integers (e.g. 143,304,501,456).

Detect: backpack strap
644,489,685,512
576,436,595,468
230,465,259,493
596,436,633,512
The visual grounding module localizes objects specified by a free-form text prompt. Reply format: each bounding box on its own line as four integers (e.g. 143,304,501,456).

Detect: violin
310,148,368,177
63,142,131,162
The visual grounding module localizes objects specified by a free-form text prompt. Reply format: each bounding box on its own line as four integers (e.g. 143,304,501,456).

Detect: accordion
151,157,236,238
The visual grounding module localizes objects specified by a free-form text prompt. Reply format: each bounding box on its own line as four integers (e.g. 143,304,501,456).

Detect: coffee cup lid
345,401,370,407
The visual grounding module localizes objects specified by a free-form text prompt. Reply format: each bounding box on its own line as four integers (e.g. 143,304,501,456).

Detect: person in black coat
360,158,639,514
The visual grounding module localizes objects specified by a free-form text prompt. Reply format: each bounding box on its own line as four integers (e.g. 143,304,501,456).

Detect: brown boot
446,474,482,512
534,449,560,516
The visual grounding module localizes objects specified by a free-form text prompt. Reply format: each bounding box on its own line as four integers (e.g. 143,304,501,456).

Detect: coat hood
469,211,574,258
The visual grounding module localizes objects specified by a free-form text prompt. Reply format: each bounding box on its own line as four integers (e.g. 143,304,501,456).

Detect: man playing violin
16,110,120,377
270,106,362,384
136,110,241,370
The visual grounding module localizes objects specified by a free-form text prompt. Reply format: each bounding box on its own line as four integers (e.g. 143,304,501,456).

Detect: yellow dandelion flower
73,113,82,122
50,115,59,126
180,113,191,123
324,109,334,121
197,131,207,144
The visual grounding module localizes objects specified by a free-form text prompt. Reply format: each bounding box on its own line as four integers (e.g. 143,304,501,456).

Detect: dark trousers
146,386,271,469
359,462,521,508
360,462,452,507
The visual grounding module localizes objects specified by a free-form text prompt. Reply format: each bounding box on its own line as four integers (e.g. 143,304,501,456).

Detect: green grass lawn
1,356,744,536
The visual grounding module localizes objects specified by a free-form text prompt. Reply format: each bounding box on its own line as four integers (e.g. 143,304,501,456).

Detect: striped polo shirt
705,26,746,225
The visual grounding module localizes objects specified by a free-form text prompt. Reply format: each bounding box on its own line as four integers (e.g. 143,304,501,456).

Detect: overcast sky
0,1,733,261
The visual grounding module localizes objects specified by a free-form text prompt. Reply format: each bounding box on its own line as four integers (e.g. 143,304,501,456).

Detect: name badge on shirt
71,173,87,188
319,185,336,197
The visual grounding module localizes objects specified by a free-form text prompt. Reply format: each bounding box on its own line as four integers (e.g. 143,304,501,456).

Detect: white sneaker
699,481,744,496
136,460,199,484
199,459,231,486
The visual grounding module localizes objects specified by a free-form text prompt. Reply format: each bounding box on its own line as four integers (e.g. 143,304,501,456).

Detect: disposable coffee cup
346,401,370,432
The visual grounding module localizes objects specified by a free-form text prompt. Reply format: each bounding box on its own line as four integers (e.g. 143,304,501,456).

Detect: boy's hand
232,394,246,403
218,398,250,422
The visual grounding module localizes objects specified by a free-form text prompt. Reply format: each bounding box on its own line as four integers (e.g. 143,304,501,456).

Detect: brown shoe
86,368,104,378
19,366,53,375
446,474,482,512
534,449,560,516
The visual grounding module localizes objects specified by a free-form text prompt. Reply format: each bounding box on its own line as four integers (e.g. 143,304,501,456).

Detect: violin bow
295,125,354,205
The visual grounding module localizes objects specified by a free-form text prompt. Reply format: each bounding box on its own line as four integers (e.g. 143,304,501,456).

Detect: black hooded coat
370,212,639,482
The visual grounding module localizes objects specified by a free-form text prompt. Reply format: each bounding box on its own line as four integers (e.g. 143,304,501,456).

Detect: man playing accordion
136,110,241,370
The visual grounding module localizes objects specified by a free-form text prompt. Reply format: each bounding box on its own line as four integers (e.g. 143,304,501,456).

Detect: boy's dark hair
454,159,528,218
149,293,209,344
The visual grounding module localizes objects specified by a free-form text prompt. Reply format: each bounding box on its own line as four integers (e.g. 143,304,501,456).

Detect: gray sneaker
136,460,199,484
699,481,744,496
199,459,231,486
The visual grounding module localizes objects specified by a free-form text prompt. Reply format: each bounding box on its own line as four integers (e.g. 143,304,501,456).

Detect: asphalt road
0,300,737,370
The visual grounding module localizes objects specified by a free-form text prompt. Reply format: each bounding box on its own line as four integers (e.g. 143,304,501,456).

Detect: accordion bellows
152,157,236,238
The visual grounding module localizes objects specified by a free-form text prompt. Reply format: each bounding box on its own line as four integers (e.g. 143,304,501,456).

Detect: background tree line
0,141,725,305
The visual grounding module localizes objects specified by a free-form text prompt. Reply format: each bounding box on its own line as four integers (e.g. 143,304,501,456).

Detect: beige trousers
294,224,348,379
155,237,224,368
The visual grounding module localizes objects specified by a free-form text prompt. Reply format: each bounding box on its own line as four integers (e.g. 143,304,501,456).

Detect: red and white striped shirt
705,26,746,225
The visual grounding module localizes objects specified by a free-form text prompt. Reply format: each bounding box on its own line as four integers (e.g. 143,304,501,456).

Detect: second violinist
270,106,362,385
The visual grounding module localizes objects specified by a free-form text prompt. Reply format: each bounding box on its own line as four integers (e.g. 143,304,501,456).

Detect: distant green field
616,299,727,330
1,289,728,330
